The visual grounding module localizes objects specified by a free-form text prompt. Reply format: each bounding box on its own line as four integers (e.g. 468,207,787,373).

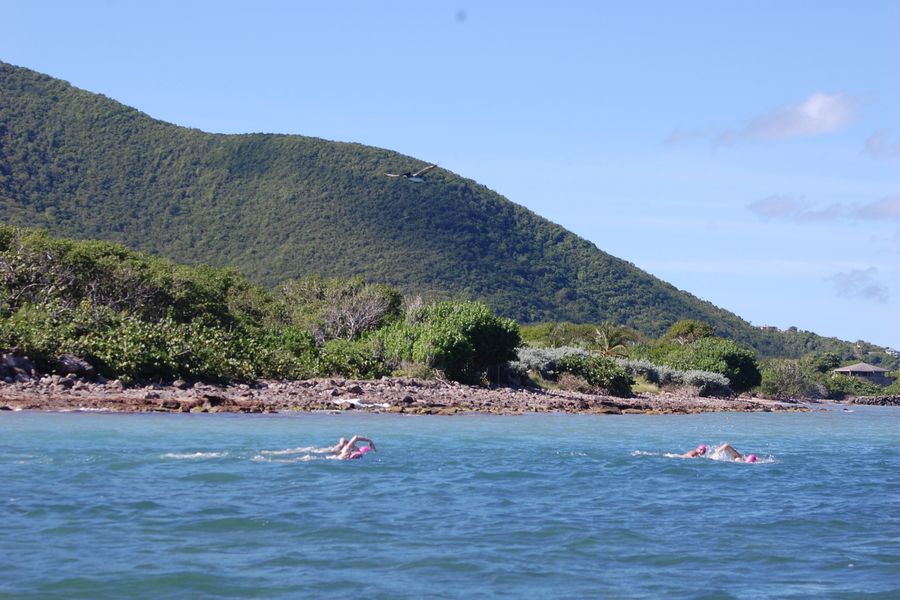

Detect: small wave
161,452,228,460
259,446,330,456
251,454,326,463
631,450,661,457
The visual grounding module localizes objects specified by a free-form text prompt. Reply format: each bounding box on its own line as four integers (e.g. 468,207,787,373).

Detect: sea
2,406,898,599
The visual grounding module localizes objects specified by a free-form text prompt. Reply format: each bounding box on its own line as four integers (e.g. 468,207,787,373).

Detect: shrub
317,338,389,379
661,337,761,393
615,358,730,395
825,374,884,399
557,354,633,397
759,358,820,399
884,377,900,395
379,301,520,384
510,346,589,380
660,319,715,345
255,327,319,380
71,315,260,384
679,370,732,397
277,276,402,343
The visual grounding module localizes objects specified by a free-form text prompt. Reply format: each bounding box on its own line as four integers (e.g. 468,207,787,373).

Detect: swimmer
676,444,708,458
330,435,376,460
714,443,757,463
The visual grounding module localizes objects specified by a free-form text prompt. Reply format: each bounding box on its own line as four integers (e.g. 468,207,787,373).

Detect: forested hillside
0,61,892,363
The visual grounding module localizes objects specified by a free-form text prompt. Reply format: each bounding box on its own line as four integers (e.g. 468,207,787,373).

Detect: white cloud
749,195,900,222
748,195,842,222
827,267,890,303
862,130,900,159
745,92,856,140
666,92,857,147
852,196,900,220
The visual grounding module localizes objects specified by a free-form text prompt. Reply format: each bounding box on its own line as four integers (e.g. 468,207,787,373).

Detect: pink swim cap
697,444,708,455
360,446,372,454
745,454,757,463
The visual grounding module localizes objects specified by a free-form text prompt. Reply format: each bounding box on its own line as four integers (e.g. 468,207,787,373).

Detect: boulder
1,348,37,379
55,354,96,377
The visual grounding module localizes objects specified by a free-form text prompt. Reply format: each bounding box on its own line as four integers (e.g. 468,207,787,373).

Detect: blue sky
3,1,898,349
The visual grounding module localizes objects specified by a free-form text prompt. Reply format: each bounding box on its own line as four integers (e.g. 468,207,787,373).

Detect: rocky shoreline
0,373,811,415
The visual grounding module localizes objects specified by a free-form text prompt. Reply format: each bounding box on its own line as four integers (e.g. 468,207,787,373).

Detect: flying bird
385,164,437,182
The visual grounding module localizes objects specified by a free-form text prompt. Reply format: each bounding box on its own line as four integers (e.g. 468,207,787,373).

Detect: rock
172,379,190,390
159,399,180,410
203,394,229,407
55,354,96,377
1,349,37,378
347,384,364,395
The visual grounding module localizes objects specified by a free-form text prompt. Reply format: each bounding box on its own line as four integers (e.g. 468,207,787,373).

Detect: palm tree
592,322,635,357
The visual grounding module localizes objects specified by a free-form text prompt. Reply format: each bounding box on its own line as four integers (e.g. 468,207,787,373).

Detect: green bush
379,300,520,384
277,276,402,342
825,374,884,399
659,337,761,393
510,346,589,380
678,370,732,397
71,315,260,384
759,358,821,399
317,338,389,379
660,319,715,345
884,377,900,395
254,327,319,380
557,354,633,397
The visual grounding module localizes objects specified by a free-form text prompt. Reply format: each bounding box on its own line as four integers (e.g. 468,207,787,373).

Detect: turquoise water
2,407,898,599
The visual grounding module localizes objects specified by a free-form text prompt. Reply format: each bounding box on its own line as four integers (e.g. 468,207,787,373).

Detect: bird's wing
385,173,401,177
412,164,438,177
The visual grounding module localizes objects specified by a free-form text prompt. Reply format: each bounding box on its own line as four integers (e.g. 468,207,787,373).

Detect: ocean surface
2,406,898,599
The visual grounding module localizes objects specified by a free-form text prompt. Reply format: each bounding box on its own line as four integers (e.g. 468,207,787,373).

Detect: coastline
0,375,810,415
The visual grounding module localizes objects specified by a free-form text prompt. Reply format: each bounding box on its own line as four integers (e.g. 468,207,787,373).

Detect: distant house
833,362,894,387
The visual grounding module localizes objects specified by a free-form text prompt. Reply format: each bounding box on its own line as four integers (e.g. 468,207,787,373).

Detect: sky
3,1,899,349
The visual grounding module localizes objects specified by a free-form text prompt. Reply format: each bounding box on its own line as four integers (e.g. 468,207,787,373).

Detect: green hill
0,61,893,365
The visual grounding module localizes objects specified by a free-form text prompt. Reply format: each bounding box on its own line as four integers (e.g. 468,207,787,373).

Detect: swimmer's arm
716,443,741,459
349,435,375,450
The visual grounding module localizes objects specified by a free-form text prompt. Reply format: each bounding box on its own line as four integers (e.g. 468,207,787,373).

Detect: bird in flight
385,164,437,182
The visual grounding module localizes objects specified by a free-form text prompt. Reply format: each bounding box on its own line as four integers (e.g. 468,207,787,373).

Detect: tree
661,319,716,345
759,359,819,399
277,276,402,343
591,322,637,357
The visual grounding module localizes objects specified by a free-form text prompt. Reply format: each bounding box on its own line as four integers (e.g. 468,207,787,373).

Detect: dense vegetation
0,225,518,385
519,319,900,399
2,61,892,364
758,353,900,400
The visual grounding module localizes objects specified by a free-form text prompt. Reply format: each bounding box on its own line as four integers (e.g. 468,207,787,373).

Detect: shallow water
2,407,898,599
